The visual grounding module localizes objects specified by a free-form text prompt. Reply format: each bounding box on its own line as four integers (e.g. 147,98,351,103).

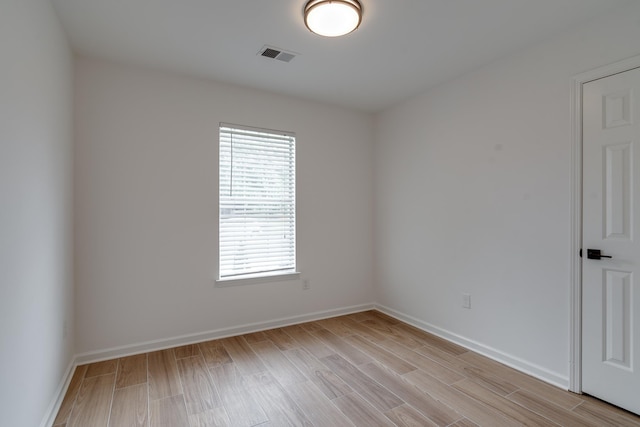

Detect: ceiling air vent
258,45,298,63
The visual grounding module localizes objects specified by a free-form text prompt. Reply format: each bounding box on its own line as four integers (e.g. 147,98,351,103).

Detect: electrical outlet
463,293,471,309
303,279,310,290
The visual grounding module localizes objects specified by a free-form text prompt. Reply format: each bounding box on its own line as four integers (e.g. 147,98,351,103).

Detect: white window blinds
219,124,296,280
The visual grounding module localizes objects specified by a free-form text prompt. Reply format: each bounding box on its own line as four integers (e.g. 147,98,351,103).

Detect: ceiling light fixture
304,0,362,37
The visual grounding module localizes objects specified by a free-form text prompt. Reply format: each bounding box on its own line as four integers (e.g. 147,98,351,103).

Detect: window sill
215,271,301,287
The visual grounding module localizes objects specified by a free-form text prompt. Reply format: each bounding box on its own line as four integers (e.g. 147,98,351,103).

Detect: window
218,123,296,282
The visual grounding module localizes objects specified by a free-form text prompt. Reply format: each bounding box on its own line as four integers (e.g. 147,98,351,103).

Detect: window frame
216,123,299,286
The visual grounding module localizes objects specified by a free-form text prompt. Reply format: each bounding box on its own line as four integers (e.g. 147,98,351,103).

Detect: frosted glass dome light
304,0,362,37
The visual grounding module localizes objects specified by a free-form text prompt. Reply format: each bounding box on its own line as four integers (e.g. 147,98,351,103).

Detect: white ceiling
51,0,629,112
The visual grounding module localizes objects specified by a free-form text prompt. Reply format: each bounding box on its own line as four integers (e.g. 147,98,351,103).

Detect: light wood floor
53,310,640,426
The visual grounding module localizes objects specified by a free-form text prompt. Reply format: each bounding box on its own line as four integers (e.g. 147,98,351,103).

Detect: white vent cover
257,45,298,63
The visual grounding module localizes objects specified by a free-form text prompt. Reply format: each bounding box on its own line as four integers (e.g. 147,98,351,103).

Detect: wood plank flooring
53,310,640,426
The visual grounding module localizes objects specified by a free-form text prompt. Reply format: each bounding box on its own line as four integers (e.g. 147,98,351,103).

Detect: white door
582,66,640,415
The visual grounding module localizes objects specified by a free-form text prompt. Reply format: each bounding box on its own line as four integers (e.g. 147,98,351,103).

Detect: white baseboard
41,301,570,426
375,304,569,389
39,359,76,427
75,303,375,364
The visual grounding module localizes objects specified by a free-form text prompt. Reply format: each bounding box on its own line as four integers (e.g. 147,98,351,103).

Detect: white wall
0,1,74,426
374,1,640,385
74,58,374,354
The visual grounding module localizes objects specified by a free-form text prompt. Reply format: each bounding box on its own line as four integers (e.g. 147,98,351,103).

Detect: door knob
587,249,612,260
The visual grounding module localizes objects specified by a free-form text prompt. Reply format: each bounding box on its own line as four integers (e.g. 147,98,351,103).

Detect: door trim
569,54,640,393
